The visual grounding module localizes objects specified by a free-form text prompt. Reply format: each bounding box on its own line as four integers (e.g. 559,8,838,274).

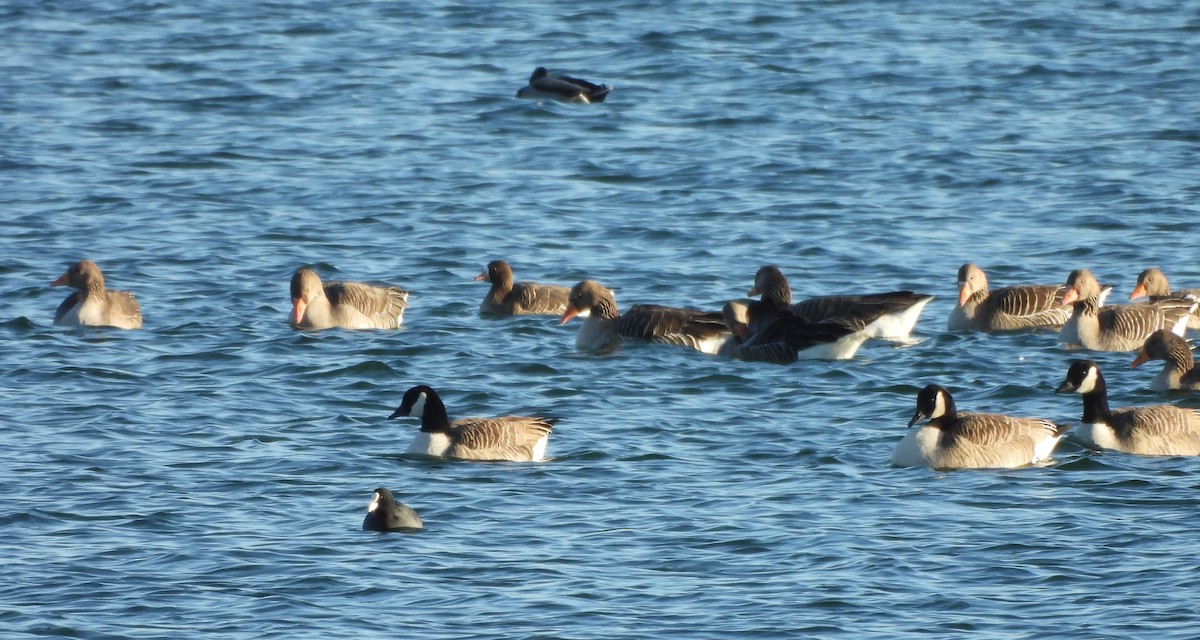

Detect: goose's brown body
290,268,409,330
947,263,1072,332
1060,269,1194,352
1130,268,1200,330
748,265,933,339
390,385,556,462
52,260,143,330
1057,360,1200,456
893,384,1067,469
1131,330,1200,392
475,260,572,316
561,280,729,354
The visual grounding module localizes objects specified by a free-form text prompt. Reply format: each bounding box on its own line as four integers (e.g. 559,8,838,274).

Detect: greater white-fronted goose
892,384,1067,469
748,265,933,340
362,487,423,532
516,67,611,104
474,260,575,317
1059,268,1195,352
947,263,1080,332
388,385,556,462
560,280,730,354
1129,267,1200,330
717,301,868,362
1056,359,1200,456
51,260,143,330
290,268,409,330
1131,330,1200,391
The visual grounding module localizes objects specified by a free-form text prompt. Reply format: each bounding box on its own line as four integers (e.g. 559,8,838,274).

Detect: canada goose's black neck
420,391,453,434
1080,371,1113,424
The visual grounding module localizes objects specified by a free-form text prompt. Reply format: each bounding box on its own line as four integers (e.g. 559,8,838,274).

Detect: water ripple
4,0,1200,638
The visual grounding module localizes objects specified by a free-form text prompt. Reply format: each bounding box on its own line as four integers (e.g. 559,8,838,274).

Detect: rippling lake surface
4,0,1200,638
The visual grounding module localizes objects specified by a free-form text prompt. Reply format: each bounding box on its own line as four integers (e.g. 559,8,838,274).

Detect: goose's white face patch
408,392,427,417
929,390,948,420
1075,365,1100,394
367,492,381,513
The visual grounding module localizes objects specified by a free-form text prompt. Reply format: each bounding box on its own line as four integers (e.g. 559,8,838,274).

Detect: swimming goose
560,279,729,354
791,292,934,340
1130,330,1200,391
947,263,1079,332
362,487,423,532
516,67,611,104
749,266,934,340
51,260,143,329
717,301,867,362
1055,359,1200,455
474,260,575,317
290,268,409,330
388,385,556,462
744,266,795,338
1059,268,1195,352
892,384,1068,469
1129,267,1200,330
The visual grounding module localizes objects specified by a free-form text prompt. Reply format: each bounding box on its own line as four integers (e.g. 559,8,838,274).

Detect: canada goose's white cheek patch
409,393,427,417
930,391,947,420
1076,366,1100,394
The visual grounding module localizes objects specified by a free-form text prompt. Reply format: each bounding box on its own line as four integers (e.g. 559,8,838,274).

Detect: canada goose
716,301,868,362
516,67,611,104
1130,330,1200,391
289,268,409,330
748,265,934,340
560,279,729,354
362,487,423,532
892,384,1067,469
1055,359,1200,455
51,260,143,329
947,263,1078,332
474,260,575,317
1059,268,1194,352
1129,267,1200,330
388,385,556,462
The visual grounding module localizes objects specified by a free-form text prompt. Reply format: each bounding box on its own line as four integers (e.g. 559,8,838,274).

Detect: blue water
3,0,1200,638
